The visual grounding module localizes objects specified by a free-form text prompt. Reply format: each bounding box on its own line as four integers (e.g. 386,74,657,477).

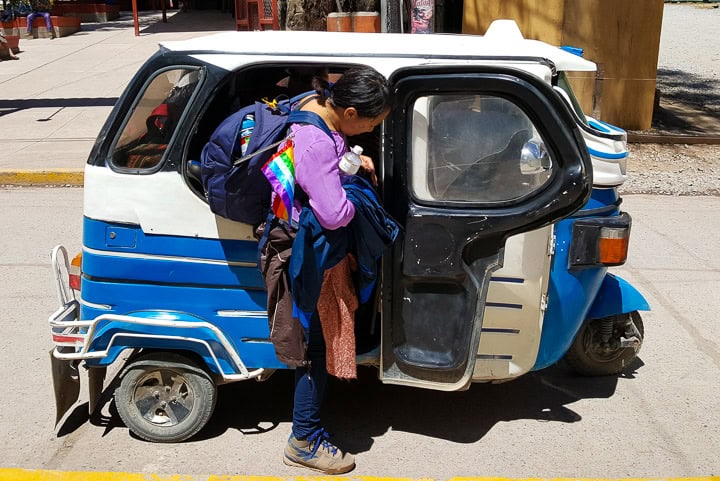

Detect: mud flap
87,366,107,416
50,348,80,425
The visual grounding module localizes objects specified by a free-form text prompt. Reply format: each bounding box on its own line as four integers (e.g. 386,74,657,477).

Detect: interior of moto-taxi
108,61,552,205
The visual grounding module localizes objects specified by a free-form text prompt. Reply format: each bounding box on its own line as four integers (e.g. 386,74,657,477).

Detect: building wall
462,0,664,130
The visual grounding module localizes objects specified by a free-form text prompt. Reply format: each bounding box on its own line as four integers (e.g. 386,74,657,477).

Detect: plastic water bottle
339,145,363,175
239,114,255,156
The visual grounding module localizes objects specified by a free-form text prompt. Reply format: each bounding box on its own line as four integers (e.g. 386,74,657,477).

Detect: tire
564,311,644,376
114,352,217,443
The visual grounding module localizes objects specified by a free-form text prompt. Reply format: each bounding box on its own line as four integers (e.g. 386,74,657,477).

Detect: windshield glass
556,72,588,126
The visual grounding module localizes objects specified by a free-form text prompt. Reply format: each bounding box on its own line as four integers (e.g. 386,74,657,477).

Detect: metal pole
132,0,139,36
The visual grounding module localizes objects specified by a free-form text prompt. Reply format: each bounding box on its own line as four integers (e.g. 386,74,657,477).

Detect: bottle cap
351,145,363,156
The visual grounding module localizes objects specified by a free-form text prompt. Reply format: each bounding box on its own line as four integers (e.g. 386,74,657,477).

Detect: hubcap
132,369,194,426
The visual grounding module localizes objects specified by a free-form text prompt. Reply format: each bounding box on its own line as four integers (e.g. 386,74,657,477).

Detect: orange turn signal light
598,227,629,265
69,252,82,291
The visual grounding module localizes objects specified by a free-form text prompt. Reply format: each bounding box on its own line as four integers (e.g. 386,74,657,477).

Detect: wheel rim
131,368,194,427
581,322,637,364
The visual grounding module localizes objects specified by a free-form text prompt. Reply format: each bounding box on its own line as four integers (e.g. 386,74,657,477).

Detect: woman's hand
359,155,378,186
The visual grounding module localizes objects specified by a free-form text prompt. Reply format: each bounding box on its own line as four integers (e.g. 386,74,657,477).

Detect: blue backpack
200,93,331,225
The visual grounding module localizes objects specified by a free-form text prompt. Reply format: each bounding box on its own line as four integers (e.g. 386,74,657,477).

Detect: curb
0,169,84,186
0,470,719,481
628,132,720,144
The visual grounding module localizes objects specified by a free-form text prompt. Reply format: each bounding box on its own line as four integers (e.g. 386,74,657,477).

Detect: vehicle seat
186,159,204,194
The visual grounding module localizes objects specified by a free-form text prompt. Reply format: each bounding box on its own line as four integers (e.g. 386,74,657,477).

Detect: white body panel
583,117,628,187
473,226,552,381
84,164,255,241
163,27,596,74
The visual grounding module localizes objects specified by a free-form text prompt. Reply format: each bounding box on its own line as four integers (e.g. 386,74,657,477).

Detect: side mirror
520,137,551,175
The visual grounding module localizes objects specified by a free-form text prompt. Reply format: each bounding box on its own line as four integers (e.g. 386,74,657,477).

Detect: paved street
0,9,235,174
0,188,719,478
1,2,719,479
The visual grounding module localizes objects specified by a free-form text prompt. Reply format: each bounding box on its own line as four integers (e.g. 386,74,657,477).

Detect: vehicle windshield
556,72,588,126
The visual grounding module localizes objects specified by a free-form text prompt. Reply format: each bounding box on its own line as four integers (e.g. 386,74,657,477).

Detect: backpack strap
287,110,332,138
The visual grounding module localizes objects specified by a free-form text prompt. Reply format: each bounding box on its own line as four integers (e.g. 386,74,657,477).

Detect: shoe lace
306,428,338,457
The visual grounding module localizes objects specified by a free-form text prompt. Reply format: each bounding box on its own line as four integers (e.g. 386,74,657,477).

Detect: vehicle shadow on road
58,357,642,447
193,358,643,451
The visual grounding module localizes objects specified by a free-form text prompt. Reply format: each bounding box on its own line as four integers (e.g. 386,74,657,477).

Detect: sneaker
283,428,355,474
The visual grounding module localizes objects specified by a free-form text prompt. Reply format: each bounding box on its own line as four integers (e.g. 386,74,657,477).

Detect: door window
111,68,201,170
410,95,552,204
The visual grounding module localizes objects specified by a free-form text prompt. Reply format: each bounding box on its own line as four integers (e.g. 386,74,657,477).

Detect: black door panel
382,65,591,390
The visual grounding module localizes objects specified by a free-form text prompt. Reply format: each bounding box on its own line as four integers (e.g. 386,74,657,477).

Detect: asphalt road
1,188,719,478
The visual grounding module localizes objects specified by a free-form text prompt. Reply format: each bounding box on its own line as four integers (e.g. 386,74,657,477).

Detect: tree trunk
285,0,335,30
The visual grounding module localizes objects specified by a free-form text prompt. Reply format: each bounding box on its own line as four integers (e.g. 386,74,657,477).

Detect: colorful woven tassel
261,139,295,222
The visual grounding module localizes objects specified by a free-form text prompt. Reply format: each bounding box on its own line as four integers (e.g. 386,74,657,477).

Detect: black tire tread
114,352,216,443
564,311,644,377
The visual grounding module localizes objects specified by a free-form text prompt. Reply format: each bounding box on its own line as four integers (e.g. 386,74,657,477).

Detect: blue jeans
27,11,52,33
292,312,327,440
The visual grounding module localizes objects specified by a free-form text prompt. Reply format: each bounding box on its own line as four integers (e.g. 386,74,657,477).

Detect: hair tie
323,87,332,98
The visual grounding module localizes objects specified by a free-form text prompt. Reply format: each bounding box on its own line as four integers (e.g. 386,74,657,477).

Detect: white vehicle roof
160,20,596,73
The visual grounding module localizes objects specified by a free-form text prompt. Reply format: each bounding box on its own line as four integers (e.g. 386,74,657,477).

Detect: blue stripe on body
82,248,265,288
82,217,264,288
485,302,523,310
80,278,284,370
490,276,524,284
587,147,628,160
83,217,259,263
589,118,625,134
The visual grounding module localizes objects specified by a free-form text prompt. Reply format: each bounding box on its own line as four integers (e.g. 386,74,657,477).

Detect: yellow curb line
0,471,718,481
0,169,84,186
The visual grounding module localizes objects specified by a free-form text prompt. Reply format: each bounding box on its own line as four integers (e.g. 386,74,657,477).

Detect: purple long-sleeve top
282,123,355,230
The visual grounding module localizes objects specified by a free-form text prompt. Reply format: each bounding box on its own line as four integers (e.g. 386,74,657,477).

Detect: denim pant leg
26,13,35,33
42,12,52,31
292,312,327,439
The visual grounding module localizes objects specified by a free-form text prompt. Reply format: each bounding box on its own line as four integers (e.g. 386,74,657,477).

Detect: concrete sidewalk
0,9,235,185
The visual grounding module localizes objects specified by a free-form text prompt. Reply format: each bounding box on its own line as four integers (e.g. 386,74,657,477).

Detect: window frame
107,64,204,175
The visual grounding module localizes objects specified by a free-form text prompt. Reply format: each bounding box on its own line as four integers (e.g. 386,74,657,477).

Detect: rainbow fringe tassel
261,140,295,222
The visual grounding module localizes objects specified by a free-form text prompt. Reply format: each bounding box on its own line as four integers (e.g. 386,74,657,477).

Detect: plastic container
339,145,363,175
351,11,381,32
326,12,352,32
239,114,255,156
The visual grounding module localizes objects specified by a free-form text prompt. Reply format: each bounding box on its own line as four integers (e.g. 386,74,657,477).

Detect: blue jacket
289,176,400,316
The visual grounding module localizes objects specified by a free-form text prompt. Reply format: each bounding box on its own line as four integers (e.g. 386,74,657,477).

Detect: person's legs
26,12,36,35
284,312,355,474
291,312,327,439
42,12,52,32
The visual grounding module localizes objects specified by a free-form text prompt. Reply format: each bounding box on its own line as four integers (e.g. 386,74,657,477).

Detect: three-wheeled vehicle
48,20,649,443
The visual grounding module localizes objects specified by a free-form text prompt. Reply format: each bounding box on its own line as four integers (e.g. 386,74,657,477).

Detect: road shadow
195,358,642,450
649,68,720,135
139,10,236,34
0,98,118,118
65,10,235,35
57,358,643,448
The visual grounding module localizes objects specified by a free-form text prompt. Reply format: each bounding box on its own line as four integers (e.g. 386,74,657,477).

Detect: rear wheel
115,352,216,443
564,311,644,376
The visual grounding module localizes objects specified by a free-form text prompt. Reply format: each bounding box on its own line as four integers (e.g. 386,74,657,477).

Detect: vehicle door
381,65,592,390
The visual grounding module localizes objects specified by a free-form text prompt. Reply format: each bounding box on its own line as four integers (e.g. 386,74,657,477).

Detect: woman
0,32,19,60
258,66,391,474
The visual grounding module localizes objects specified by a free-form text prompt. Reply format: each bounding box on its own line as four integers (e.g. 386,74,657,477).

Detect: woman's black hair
312,66,391,118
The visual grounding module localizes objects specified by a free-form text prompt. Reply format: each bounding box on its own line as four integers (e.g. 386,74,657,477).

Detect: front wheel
115,352,217,443
564,311,644,376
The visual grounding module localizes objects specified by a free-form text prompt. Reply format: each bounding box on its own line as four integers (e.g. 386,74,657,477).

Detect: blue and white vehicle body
48,21,649,442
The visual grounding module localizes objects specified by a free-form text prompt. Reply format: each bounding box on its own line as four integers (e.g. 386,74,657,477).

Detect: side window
410,94,553,204
111,68,201,170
